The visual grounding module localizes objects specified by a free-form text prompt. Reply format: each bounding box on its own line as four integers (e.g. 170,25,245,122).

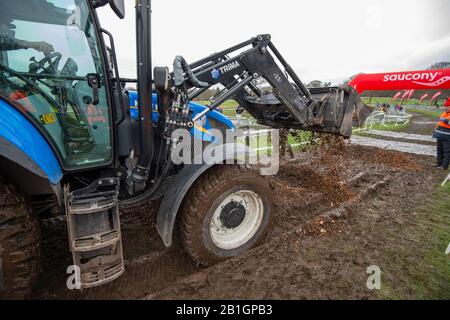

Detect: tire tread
180,165,269,267
0,176,41,299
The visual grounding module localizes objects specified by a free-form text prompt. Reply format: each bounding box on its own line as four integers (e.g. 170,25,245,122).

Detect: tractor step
64,178,124,289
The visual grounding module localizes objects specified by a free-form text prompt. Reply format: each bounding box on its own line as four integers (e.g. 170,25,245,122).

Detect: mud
147,148,446,300
29,136,448,300
366,130,434,143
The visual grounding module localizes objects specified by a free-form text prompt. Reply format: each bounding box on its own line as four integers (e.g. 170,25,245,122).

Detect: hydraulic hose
173,56,210,88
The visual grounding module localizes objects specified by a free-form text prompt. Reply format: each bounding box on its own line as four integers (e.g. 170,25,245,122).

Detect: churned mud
30,138,449,299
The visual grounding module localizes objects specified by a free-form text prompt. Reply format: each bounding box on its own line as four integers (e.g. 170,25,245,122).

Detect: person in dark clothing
0,23,54,54
236,105,245,116
0,0,55,55
433,97,450,170
235,105,245,127
0,31,54,54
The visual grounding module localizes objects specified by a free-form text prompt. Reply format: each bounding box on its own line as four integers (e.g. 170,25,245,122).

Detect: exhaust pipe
128,0,154,194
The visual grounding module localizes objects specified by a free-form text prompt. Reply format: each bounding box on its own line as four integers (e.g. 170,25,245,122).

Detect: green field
353,122,410,136
196,100,248,118
408,108,442,118
379,182,450,299
196,100,239,108
362,97,420,106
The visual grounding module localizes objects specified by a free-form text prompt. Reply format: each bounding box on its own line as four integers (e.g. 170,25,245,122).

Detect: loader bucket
307,85,371,138
243,85,371,138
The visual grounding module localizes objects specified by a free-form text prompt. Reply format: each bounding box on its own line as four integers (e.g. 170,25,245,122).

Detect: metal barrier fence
354,111,412,132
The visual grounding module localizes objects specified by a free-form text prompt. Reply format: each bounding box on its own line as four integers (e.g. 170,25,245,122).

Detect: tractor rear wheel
0,176,41,299
180,165,272,266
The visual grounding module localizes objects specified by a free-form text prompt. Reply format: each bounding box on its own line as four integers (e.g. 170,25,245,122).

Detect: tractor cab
0,0,113,170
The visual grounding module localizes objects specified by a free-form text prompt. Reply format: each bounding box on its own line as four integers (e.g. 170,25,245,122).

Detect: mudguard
0,99,62,185
156,143,256,247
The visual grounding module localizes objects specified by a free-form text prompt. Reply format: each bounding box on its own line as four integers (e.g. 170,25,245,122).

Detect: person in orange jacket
433,97,450,170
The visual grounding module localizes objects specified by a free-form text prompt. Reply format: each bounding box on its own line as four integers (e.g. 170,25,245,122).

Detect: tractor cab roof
0,0,71,27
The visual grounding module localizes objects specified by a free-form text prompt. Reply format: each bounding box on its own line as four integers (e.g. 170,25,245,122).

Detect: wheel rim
209,190,264,250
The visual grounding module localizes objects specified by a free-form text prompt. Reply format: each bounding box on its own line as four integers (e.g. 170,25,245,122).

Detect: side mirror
109,0,125,19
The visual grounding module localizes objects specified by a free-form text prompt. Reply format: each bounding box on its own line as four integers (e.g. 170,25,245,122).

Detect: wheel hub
220,201,246,229
210,190,264,250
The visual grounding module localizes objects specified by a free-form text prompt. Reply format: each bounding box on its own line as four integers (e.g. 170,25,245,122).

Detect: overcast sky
97,0,450,85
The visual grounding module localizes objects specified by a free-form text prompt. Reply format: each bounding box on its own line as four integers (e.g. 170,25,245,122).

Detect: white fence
355,111,412,132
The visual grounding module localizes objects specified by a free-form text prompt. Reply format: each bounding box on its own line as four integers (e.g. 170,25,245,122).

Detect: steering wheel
28,52,63,75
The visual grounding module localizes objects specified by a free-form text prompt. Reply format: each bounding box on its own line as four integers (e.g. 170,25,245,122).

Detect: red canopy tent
349,69,450,94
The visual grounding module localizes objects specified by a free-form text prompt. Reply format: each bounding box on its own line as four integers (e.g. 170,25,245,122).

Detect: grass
378,183,450,299
362,97,443,119
408,108,442,119
368,122,409,132
353,122,411,137
196,100,251,118
223,109,252,119
196,100,238,108
361,97,442,108
232,129,316,159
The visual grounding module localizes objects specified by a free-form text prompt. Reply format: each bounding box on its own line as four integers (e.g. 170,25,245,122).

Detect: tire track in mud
144,172,393,299
32,213,200,299
32,142,426,299
31,146,403,299
29,111,438,299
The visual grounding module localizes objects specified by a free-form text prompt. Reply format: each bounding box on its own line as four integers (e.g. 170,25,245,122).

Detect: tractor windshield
0,0,112,169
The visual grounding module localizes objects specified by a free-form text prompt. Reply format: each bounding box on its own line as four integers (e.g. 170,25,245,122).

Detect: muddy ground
31,114,450,300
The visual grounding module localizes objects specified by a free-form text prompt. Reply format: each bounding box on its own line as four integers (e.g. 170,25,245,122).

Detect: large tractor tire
0,176,41,299
180,165,273,266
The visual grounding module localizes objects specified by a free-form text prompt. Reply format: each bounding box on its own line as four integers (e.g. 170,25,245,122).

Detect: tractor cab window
0,0,112,169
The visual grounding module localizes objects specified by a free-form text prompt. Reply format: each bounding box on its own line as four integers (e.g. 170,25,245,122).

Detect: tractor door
0,0,113,170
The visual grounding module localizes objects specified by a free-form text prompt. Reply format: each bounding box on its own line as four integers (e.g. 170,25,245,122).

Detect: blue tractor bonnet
128,91,235,142
0,99,63,184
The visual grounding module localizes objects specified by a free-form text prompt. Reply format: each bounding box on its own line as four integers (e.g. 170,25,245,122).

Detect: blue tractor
0,0,369,297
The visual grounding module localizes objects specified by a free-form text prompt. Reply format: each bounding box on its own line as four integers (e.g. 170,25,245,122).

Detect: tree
307,80,323,88
428,62,450,70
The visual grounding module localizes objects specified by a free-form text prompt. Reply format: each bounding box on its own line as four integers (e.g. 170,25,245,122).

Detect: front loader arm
171,34,371,137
